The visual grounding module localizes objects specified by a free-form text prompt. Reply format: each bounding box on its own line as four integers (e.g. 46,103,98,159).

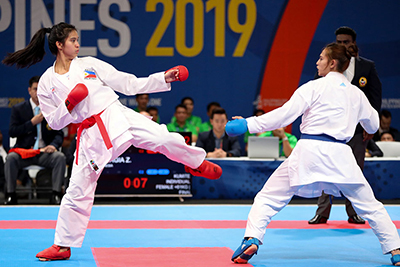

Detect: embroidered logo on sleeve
90,159,99,171
84,69,97,80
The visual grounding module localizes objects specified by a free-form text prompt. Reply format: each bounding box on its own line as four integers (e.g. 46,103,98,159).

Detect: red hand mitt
167,65,189,81
65,83,89,112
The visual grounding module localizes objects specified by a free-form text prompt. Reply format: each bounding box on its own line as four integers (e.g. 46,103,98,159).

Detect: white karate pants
54,105,205,247
244,160,400,254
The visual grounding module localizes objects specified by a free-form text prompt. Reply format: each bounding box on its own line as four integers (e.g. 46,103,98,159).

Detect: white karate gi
38,57,206,247
244,72,400,254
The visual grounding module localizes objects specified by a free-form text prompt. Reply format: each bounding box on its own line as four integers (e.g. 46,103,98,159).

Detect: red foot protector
92,247,253,267
167,65,189,81
185,160,222,180
36,245,71,261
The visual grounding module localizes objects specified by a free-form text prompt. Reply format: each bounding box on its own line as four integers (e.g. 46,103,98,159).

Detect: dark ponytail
2,22,76,69
2,28,49,68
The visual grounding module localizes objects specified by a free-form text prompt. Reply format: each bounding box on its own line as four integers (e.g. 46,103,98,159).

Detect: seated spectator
135,94,162,123
167,104,198,142
61,123,79,153
373,109,400,141
0,130,6,194
171,97,202,132
134,93,149,113
199,101,221,132
0,155,3,196
196,108,241,158
64,134,77,191
147,106,160,123
380,131,395,142
257,128,297,157
365,139,383,157
139,110,151,117
243,110,297,157
0,130,8,164
4,76,66,205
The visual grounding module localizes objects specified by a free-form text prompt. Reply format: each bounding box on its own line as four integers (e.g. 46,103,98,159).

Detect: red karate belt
75,110,113,165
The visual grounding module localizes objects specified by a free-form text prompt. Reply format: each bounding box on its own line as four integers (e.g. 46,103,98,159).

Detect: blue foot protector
225,119,248,137
231,238,260,263
392,254,400,265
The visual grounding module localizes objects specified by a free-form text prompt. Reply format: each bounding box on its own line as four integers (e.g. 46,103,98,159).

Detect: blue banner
0,0,399,149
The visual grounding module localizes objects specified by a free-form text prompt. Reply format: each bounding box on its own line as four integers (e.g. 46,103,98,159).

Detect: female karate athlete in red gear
3,22,222,261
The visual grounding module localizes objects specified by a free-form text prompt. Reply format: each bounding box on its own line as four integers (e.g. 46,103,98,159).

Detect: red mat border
1,220,399,229
92,247,248,267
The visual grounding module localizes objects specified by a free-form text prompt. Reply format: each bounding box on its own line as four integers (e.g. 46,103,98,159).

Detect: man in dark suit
0,130,7,194
196,108,241,158
4,76,66,205
309,26,382,224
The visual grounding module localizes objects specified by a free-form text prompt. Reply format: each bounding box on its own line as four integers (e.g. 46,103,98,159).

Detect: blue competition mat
0,205,398,266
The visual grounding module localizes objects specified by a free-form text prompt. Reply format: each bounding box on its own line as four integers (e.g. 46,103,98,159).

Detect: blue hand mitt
226,119,248,137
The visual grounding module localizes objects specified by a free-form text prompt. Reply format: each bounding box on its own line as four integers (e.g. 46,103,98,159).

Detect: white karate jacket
246,71,379,197
37,56,171,172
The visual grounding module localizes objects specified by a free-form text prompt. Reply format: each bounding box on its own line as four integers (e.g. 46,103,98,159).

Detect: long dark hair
2,22,77,68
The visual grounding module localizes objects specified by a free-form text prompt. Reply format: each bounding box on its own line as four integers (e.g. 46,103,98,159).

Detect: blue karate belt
300,133,346,144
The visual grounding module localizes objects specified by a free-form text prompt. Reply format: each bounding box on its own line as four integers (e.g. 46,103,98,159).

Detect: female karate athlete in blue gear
226,43,400,266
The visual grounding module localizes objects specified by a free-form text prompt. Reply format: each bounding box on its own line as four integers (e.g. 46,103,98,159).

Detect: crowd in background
0,81,399,205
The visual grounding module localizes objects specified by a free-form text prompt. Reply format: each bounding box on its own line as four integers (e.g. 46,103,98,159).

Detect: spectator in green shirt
258,128,297,157
147,106,160,123
167,104,198,142
170,97,202,132
199,101,221,132
134,93,149,113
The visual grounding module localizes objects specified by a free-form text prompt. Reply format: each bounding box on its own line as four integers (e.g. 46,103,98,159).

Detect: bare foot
392,249,400,266
59,247,69,253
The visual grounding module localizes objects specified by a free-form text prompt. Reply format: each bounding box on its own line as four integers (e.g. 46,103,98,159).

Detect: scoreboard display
95,133,192,197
